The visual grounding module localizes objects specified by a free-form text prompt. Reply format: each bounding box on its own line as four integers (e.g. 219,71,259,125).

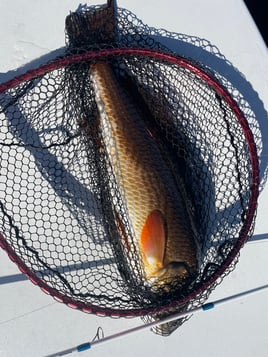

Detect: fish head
153,261,193,289
140,210,196,289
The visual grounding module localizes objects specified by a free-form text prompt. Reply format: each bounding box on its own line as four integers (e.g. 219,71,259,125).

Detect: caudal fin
65,0,117,48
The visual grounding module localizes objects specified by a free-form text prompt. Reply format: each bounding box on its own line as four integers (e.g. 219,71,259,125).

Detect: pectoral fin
140,210,166,275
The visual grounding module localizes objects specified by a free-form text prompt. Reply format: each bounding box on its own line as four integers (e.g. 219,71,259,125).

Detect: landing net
0,4,259,334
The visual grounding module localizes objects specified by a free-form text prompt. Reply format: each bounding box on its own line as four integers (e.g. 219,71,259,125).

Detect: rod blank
45,284,268,356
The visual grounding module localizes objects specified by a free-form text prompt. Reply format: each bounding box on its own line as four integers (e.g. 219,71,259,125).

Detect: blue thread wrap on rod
77,343,91,352
202,302,215,311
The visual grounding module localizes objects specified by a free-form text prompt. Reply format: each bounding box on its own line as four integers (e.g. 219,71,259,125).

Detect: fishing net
0,3,259,335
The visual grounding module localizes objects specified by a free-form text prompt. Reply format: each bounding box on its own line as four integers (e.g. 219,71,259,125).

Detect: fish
89,61,198,288
65,0,199,335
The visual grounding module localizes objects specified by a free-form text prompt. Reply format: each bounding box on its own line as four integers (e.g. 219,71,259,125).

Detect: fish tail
65,0,117,48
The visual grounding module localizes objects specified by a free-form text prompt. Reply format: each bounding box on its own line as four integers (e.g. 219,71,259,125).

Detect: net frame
0,47,259,318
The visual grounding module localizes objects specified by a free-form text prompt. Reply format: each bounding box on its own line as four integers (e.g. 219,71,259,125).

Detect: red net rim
0,48,260,317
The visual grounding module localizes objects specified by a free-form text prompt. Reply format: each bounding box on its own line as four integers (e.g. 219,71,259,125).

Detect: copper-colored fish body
90,61,198,286
65,0,199,335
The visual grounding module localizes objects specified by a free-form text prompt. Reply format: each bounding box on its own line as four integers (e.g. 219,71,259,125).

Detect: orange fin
140,210,166,273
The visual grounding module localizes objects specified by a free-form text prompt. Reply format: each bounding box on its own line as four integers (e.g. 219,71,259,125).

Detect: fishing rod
45,283,268,356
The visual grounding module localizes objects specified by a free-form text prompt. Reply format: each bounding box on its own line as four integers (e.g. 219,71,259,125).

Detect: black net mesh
0,2,259,335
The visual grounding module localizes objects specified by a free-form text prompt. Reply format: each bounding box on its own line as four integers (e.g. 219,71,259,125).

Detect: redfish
90,61,198,287
65,0,199,334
